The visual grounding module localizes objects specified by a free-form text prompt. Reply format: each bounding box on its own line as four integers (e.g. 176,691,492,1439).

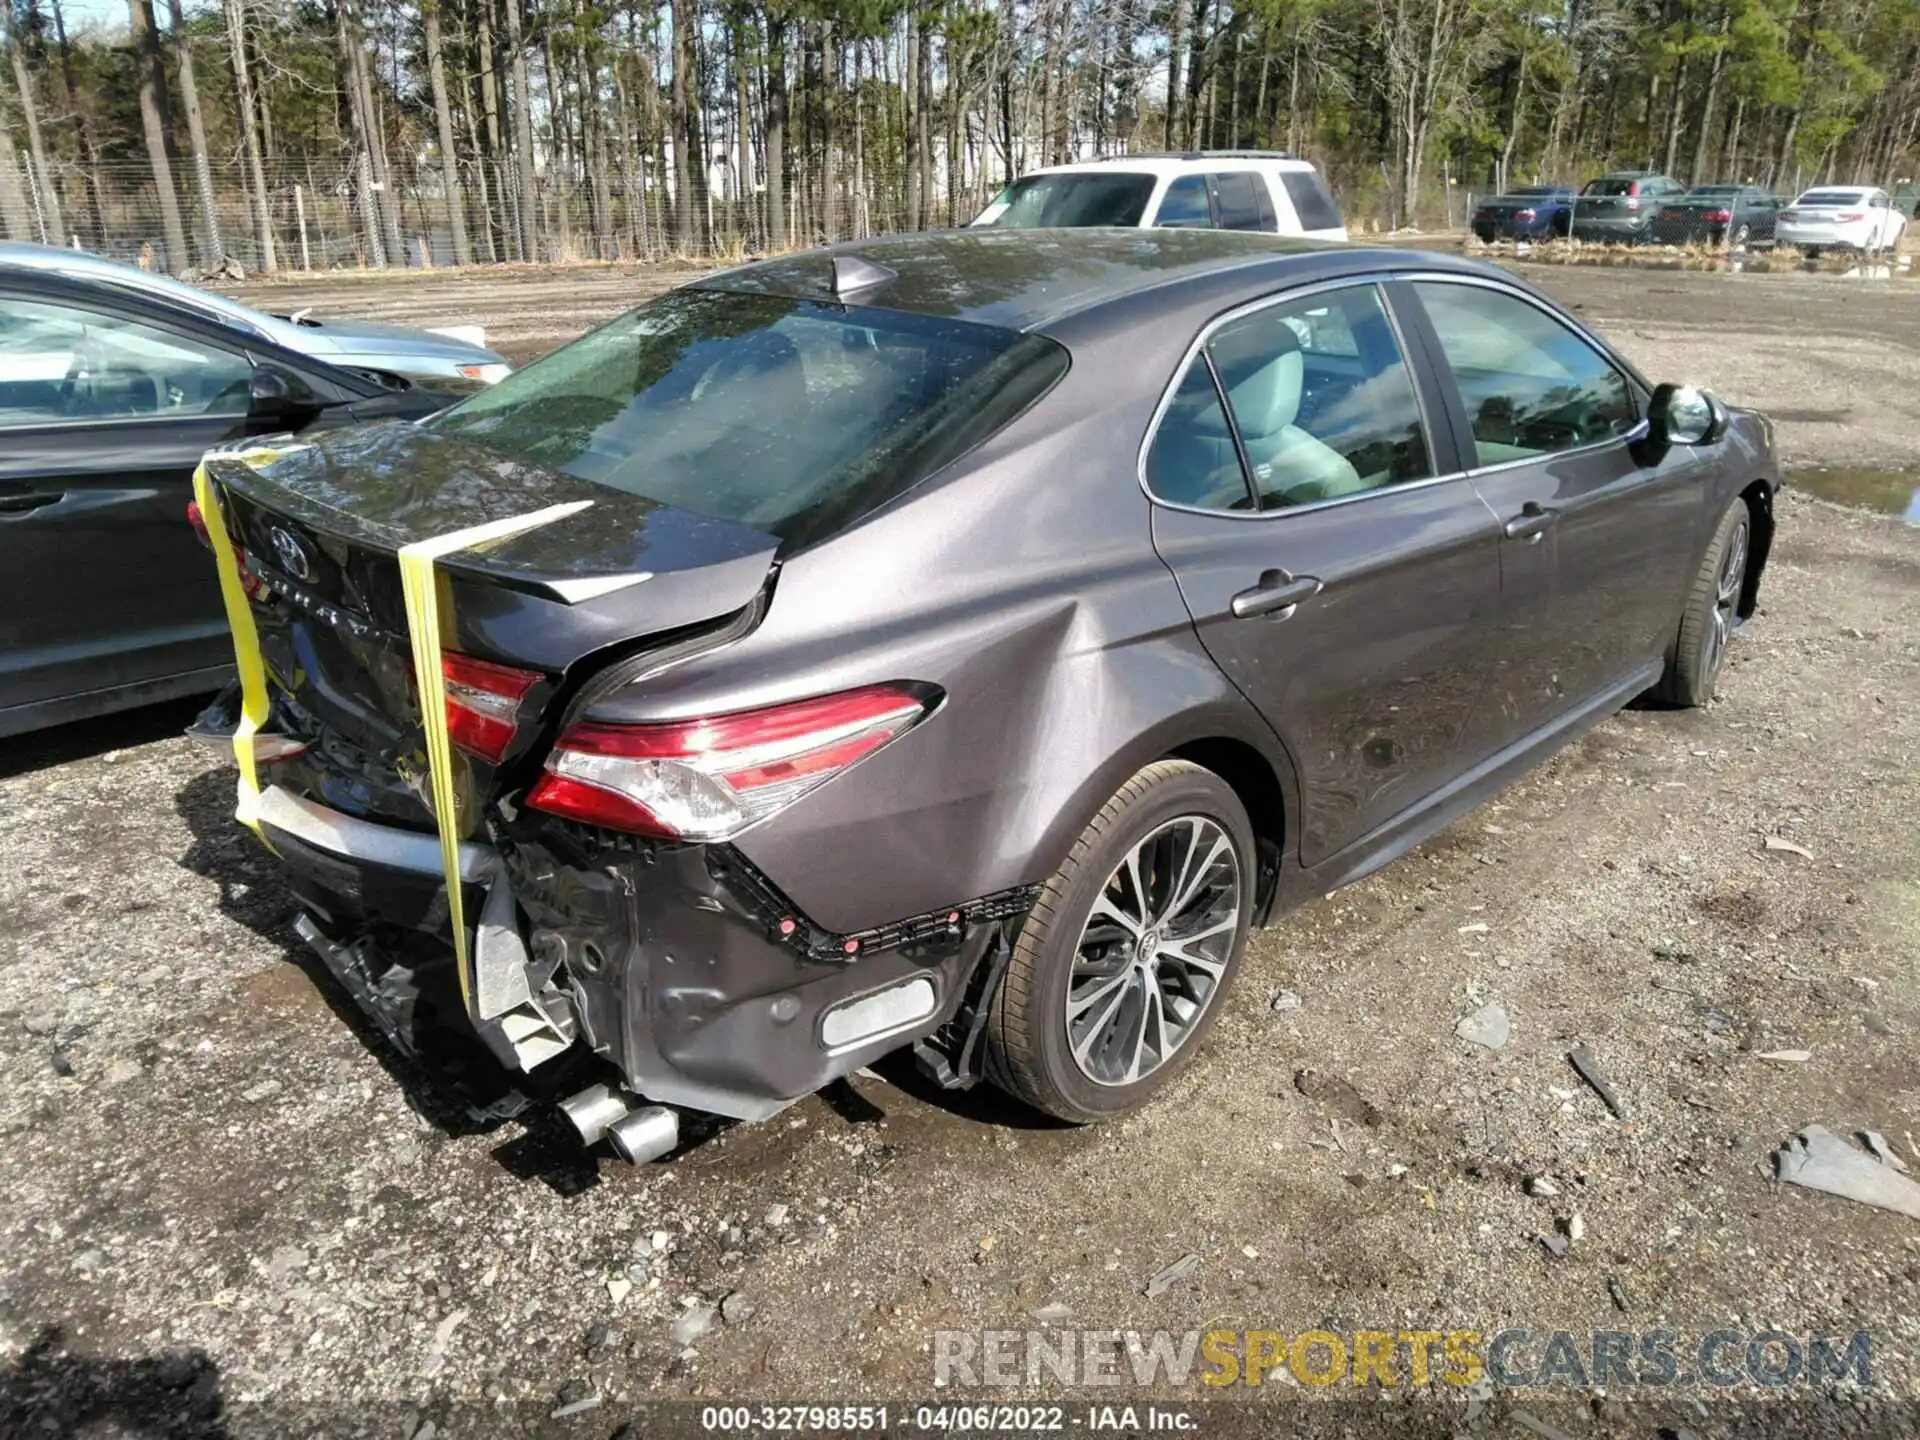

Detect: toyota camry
191,229,1781,1160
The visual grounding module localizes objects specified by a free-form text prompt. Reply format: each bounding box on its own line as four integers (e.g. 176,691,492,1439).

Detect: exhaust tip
559,1083,631,1148
606,1105,679,1165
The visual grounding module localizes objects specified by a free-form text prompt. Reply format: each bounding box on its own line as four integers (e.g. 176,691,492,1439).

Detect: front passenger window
0,296,254,427
1412,282,1636,465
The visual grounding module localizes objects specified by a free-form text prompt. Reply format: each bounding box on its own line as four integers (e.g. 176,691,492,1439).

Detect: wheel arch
1736,479,1775,619
1166,735,1290,924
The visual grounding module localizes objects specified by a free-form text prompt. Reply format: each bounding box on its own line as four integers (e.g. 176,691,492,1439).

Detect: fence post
294,183,312,272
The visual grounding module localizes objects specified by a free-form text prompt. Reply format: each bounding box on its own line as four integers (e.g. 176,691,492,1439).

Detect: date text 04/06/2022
698,1404,1197,1432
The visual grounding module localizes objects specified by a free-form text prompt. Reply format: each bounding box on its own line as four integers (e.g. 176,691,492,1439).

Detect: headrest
1209,321,1304,439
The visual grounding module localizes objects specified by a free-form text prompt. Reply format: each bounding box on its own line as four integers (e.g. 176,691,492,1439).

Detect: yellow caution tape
195,444,590,1021
394,503,592,1016
192,450,304,840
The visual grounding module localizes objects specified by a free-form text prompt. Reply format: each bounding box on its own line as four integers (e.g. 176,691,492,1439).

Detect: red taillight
527,683,933,841
443,652,541,762
1515,208,1536,220
1705,209,1732,223
1836,211,1865,222
1627,181,1641,196
188,499,267,600
1625,196,1641,211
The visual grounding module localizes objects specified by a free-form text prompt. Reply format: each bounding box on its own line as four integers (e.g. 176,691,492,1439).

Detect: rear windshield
1582,178,1639,196
1510,186,1564,198
431,290,1068,549
973,173,1155,228
1686,186,1741,196
1796,190,1866,207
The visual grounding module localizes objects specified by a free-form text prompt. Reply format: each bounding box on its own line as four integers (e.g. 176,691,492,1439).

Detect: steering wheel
56,343,103,419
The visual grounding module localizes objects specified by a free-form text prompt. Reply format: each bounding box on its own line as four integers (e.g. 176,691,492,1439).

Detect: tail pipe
559,1082,679,1164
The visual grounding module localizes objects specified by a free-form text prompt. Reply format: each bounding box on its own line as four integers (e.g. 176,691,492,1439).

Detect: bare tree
166,0,224,266
0,1,64,244
503,0,539,260
224,0,276,270
128,0,190,268
422,0,472,264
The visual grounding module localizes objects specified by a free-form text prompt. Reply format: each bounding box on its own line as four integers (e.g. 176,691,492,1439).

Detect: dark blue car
1471,185,1575,241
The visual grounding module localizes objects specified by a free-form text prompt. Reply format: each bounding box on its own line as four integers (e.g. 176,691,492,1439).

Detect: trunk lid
203,421,779,833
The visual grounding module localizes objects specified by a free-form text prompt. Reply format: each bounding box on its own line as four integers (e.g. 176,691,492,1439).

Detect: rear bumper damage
255,782,1031,1133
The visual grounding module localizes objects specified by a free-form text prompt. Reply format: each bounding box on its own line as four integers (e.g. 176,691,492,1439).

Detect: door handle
0,490,64,517
1502,502,1558,543
1231,568,1322,620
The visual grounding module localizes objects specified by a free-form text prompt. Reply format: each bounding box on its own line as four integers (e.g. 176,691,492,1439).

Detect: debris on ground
1774,1125,1920,1220
720,1292,756,1326
1457,921,1490,935
1030,1302,1073,1324
1756,1048,1813,1063
1538,1233,1569,1260
1607,1274,1633,1312
1565,1212,1585,1243
1269,988,1302,1013
1141,1253,1201,1298
1861,1131,1911,1172
1568,1044,1628,1119
1455,1001,1510,1051
668,1302,718,1345
1525,1176,1559,1198
1292,1068,1383,1126
1763,834,1815,859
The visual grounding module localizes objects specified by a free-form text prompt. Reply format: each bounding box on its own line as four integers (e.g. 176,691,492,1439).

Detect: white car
970,152,1348,242
1775,186,1908,255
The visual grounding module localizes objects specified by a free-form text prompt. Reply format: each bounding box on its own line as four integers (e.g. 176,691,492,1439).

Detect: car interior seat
1211,322,1365,505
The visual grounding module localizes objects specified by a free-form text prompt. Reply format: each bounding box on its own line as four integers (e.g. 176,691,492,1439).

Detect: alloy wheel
1064,816,1242,1087
1702,519,1748,683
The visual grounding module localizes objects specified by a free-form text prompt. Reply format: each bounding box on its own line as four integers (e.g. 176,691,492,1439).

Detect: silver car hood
261,313,502,363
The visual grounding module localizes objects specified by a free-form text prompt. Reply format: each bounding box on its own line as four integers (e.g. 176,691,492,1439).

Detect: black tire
985,760,1255,1124
1658,499,1751,707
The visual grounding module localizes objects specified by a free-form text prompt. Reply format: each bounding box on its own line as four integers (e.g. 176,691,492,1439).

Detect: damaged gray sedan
193,229,1780,1160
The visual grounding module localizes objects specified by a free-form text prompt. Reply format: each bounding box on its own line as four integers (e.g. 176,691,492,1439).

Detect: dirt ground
2,255,1918,1437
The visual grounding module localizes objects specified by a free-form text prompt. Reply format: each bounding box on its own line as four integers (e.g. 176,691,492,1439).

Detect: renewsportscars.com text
933,1328,1872,1390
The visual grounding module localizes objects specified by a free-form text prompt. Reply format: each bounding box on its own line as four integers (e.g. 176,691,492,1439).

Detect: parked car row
0,244,509,738
1474,172,1910,253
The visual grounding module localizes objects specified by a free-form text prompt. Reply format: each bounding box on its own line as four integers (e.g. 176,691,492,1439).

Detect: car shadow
172,765,622,1196
0,696,206,782
0,1325,226,1438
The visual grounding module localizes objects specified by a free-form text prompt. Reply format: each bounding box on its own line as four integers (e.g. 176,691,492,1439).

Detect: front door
1404,278,1704,748
1145,279,1507,867
0,291,257,729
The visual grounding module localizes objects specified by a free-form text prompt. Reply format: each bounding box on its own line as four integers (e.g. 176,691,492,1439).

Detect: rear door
1403,277,1704,747
1150,174,1215,229
1145,277,1506,866
0,287,261,729
1210,172,1278,233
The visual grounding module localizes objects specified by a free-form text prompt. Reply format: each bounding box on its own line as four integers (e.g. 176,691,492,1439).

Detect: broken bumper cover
256,786,1027,1121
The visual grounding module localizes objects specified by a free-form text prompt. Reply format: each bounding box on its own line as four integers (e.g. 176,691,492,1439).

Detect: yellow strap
192,458,281,839
395,502,592,1016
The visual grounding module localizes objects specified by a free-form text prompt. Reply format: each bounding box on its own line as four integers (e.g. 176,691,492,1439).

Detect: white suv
971,153,1348,242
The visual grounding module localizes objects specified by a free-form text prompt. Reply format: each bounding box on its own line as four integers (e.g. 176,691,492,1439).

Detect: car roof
1797,185,1876,196
1014,153,1319,180
695,228,1496,335
0,241,269,331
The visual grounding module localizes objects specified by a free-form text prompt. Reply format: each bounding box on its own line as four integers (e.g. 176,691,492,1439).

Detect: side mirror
1647,382,1724,447
248,363,321,422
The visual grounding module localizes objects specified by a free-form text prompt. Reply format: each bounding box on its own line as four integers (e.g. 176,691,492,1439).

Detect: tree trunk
503,0,540,260
337,0,402,264
1165,0,1186,148
225,0,276,269
423,0,472,264
1688,14,1729,184
916,14,933,219
766,13,787,247
129,0,190,268
0,4,65,244
165,0,223,266
670,0,696,249
50,0,109,246
0,109,31,240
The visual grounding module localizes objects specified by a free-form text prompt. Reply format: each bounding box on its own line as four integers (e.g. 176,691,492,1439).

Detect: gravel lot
2,256,1917,1437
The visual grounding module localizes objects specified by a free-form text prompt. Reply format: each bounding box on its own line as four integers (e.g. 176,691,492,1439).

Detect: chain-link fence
0,152,1010,274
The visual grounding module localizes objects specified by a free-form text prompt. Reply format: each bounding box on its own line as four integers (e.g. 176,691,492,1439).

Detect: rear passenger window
1186,285,1430,509
1412,282,1637,465
1154,176,1213,229
1280,172,1343,232
1213,173,1276,232
1144,361,1254,510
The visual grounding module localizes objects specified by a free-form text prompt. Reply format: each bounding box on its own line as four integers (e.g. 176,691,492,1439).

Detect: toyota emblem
268,526,312,582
